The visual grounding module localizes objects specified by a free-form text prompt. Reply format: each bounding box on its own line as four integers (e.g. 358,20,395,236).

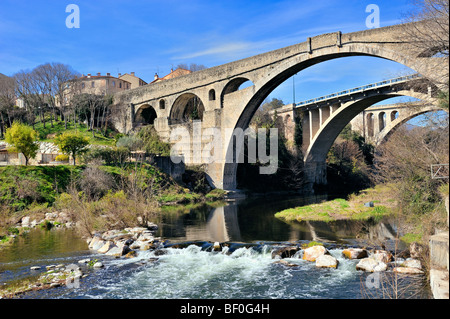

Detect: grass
275,184,397,223
33,120,116,146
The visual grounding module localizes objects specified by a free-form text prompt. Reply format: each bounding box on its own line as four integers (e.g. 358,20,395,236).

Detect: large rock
371,250,393,263
88,236,103,250
410,242,424,259
97,241,116,254
272,246,301,259
402,258,422,269
316,255,339,268
342,248,368,259
105,245,131,257
393,267,424,274
21,216,30,227
356,257,388,272
302,245,328,262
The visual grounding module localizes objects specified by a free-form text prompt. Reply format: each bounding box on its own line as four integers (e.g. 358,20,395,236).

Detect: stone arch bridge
111,21,447,191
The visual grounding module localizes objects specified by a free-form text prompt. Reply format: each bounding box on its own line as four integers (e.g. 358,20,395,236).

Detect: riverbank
275,184,397,223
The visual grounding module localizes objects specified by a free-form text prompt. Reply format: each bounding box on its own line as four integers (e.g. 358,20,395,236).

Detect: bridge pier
303,161,327,191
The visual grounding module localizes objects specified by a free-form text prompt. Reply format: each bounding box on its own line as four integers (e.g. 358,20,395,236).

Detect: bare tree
33,63,79,127
0,74,16,138
176,63,207,72
401,0,449,90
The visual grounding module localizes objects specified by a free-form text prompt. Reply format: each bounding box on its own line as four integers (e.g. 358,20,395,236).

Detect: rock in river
302,245,328,262
356,257,388,272
342,248,368,260
316,255,339,268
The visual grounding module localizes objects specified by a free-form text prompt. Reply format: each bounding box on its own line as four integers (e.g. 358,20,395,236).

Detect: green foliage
0,166,81,211
137,126,170,156
39,220,53,230
4,122,39,165
438,91,449,110
54,132,89,165
82,147,130,166
55,154,69,162
115,135,144,151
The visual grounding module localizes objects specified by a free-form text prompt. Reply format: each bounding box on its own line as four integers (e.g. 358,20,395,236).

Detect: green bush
55,154,69,162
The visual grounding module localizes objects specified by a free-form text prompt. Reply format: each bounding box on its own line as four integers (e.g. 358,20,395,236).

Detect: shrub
55,154,69,162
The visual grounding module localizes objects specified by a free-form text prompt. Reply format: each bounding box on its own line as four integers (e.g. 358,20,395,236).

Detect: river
0,194,432,299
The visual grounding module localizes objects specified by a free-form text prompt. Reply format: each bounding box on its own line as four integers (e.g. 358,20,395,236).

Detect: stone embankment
429,194,449,299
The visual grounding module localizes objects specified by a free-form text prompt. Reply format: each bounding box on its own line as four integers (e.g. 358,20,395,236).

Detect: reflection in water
206,205,242,242
156,195,399,246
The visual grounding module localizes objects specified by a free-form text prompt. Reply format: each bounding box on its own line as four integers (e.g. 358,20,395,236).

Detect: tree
176,63,207,72
0,74,16,138
401,0,449,90
4,122,39,166
54,132,89,165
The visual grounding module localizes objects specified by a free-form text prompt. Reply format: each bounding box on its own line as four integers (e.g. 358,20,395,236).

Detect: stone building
150,68,192,84
118,72,147,89
76,73,132,95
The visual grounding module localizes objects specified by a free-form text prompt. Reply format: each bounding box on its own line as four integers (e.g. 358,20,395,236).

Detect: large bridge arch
135,104,158,125
169,93,206,124
220,46,428,190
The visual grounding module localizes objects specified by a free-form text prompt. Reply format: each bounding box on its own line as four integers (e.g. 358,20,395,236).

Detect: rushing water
0,195,432,299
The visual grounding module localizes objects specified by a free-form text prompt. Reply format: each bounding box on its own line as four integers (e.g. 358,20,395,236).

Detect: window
159,99,166,109
209,89,216,101
112,81,115,87
119,82,122,88
91,81,95,88
82,83,85,89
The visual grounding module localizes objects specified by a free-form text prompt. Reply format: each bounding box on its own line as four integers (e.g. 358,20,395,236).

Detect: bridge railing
295,74,421,108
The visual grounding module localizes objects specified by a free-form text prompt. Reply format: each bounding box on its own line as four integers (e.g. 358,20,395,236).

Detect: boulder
342,248,368,259
93,262,104,268
125,250,137,258
213,242,221,251
402,258,422,269
272,246,301,259
302,245,328,262
97,241,116,254
316,255,339,268
409,242,424,259
21,216,30,227
138,231,154,242
371,250,393,263
105,245,131,257
393,267,424,274
356,257,388,272
88,236,103,250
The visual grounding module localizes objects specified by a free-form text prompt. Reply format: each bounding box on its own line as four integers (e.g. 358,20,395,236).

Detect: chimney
106,72,111,76
87,73,91,78
154,73,158,80
97,72,101,76
131,72,135,76
118,73,121,77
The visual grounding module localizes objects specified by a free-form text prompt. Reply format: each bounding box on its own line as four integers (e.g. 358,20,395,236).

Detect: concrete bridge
273,73,442,184
350,102,440,145
111,21,447,191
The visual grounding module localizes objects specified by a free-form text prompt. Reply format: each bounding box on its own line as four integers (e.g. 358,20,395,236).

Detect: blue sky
0,0,419,105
